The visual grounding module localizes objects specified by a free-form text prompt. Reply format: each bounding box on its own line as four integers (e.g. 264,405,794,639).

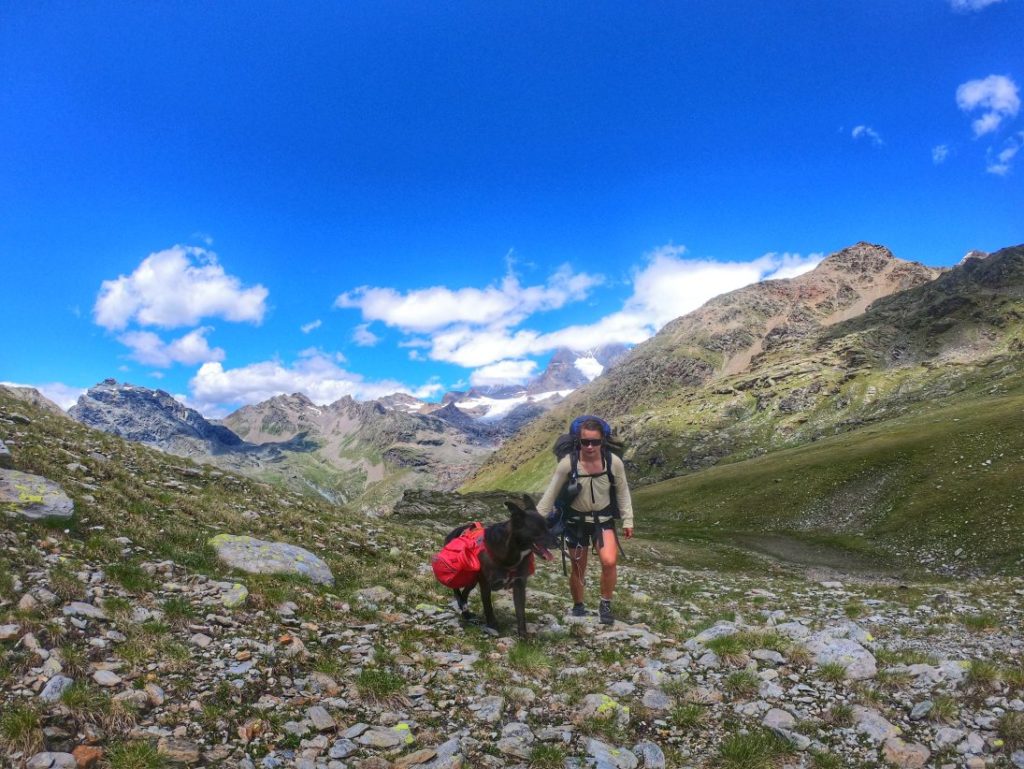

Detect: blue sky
2,1,1022,416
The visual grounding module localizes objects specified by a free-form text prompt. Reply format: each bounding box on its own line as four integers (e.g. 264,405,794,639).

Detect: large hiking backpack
548,416,626,571
552,415,622,511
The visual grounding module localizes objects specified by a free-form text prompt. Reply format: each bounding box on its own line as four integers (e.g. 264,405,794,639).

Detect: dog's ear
505,500,525,518
521,493,536,512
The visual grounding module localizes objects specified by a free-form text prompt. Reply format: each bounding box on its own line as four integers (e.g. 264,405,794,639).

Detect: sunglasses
579,439,603,447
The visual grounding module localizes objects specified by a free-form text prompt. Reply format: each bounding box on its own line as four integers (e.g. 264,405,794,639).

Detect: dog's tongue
533,544,554,560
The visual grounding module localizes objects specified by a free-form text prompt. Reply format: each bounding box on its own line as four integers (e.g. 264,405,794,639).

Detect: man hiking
537,416,634,625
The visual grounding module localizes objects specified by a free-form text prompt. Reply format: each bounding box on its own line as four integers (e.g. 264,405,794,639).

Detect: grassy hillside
634,383,1024,574
465,245,1024,499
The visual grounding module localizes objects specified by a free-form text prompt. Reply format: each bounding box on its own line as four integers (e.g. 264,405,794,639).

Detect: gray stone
157,736,202,764
807,634,877,680
883,737,930,768
909,700,932,720
356,586,395,604
497,722,535,759
632,740,666,769
39,675,74,702
470,695,505,723
763,708,796,730
208,534,334,585
307,705,336,732
92,670,122,687
190,633,213,648
586,738,640,769
62,602,107,620
0,469,74,520
0,439,12,468
26,753,77,769
0,623,19,641
853,706,900,742
222,583,249,608
355,727,404,749
934,727,966,748
328,739,357,759
577,694,630,728
641,689,672,712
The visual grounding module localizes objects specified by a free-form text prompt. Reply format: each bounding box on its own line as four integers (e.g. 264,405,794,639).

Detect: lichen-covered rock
208,534,333,585
0,468,74,520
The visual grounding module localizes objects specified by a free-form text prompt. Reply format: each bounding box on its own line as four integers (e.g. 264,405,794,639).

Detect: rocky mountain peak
69,380,243,455
815,241,897,274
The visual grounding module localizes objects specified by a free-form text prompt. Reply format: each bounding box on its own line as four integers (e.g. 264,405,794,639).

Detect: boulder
208,534,334,585
0,468,74,520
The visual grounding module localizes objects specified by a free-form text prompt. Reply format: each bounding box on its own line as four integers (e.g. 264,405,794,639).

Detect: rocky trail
4,403,1024,769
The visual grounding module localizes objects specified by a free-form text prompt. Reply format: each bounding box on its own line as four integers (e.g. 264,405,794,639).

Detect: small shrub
528,743,566,769
105,740,168,769
966,659,1002,693
725,670,760,698
0,704,43,757
810,750,843,769
787,644,812,667
962,612,1000,632
161,596,196,625
509,641,553,674
998,711,1024,751
825,703,854,727
670,703,705,729
816,662,847,684
356,668,405,701
876,668,913,691
929,693,958,724
843,601,865,619
716,728,794,769
49,566,85,601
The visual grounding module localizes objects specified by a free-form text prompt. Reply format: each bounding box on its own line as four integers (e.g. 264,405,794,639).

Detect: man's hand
623,527,634,539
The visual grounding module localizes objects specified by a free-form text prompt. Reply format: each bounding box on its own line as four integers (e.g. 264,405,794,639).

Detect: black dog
444,495,556,638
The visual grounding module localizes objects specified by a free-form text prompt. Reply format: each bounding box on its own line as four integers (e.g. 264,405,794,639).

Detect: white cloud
335,264,603,333
957,75,1020,137
446,247,821,374
333,246,824,389
1,381,85,410
469,359,538,387
94,245,268,331
932,144,950,164
949,0,1005,11
188,351,441,417
852,125,884,147
353,323,380,347
117,327,226,367
300,319,322,334
987,132,1024,175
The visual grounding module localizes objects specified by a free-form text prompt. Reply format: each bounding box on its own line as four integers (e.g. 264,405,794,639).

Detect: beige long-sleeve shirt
536,453,634,530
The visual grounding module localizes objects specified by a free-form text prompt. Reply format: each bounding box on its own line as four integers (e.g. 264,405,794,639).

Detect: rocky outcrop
69,379,243,457
0,468,74,520
208,534,334,585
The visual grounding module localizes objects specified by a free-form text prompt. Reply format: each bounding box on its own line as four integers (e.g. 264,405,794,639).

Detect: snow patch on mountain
573,354,604,381
457,389,573,422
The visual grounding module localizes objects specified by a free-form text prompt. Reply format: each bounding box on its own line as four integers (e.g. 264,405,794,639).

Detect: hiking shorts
564,518,616,551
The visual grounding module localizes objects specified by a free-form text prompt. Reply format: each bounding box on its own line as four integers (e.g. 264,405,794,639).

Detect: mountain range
65,345,627,511
56,241,1024,520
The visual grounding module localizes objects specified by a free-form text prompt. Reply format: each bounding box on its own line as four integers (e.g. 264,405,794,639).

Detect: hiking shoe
599,599,614,625
571,602,588,617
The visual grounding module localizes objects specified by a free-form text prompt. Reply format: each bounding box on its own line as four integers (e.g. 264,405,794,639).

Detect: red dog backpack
432,522,486,589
